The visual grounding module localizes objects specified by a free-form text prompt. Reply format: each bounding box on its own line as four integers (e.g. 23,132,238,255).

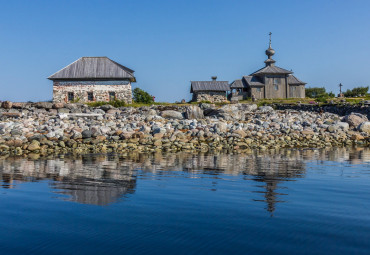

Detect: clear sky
0,0,369,102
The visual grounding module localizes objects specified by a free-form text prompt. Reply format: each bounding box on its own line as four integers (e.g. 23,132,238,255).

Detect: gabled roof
48,57,136,81
243,76,264,86
251,65,293,75
191,81,230,92
288,74,306,85
230,79,244,89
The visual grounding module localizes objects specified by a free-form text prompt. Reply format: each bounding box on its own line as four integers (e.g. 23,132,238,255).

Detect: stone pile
0,101,369,156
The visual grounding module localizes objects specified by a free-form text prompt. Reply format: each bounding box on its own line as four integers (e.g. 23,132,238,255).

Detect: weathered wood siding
264,76,287,99
53,81,132,103
251,87,264,99
289,85,305,98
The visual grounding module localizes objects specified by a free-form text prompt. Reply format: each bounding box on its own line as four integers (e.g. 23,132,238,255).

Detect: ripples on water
0,148,369,255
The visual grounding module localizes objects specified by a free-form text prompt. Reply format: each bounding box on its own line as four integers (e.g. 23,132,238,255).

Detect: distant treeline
305,86,369,99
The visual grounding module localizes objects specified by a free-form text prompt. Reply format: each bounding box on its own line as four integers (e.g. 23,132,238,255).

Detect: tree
133,88,154,104
343,86,369,97
305,87,328,98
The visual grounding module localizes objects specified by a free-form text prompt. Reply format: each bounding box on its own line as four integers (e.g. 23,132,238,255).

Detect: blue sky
0,0,369,102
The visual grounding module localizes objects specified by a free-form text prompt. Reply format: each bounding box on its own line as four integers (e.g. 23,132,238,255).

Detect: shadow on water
0,147,369,212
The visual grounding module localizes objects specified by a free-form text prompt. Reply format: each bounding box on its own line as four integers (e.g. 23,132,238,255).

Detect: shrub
133,88,154,104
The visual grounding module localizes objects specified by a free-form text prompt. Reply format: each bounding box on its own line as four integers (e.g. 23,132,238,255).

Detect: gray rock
358,122,370,134
34,102,53,109
258,106,274,112
160,110,184,119
82,130,92,138
185,105,204,119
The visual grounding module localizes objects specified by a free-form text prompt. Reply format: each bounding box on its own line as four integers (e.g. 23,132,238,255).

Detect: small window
292,86,296,91
109,92,116,101
274,85,279,90
68,92,74,101
273,78,279,85
87,92,94,101
256,87,261,92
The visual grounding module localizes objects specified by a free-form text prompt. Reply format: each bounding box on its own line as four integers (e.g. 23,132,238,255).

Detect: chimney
211,76,217,81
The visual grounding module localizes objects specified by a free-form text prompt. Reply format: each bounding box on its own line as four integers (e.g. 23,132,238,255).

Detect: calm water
0,148,370,255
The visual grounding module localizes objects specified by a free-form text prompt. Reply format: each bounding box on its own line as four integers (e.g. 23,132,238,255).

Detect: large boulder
343,113,368,127
358,122,370,134
1,101,12,109
185,105,204,119
206,104,257,120
34,102,53,109
160,110,184,119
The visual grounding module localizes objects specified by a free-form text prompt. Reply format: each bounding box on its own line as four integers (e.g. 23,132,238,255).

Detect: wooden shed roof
48,57,136,81
191,81,230,92
243,76,264,86
288,74,306,85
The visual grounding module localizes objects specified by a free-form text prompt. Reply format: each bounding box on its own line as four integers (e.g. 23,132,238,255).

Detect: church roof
191,81,230,92
48,57,136,81
250,65,293,75
288,75,306,85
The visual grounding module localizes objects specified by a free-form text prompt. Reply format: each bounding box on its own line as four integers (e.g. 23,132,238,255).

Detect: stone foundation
194,92,228,103
53,81,132,104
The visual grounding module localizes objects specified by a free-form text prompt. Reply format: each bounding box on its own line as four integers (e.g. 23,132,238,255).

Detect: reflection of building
0,148,369,211
0,155,137,206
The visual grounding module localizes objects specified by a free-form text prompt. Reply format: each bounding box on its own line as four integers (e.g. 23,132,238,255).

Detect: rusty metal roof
48,57,136,81
191,81,230,92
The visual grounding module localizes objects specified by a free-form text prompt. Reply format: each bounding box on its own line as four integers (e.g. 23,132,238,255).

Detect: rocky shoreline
0,101,369,156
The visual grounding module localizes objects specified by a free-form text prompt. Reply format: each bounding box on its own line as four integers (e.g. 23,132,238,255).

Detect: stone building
48,57,136,103
230,34,306,100
190,76,229,103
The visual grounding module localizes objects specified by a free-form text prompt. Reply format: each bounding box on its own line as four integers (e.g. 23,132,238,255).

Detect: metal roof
191,81,230,92
287,75,306,85
48,57,136,81
251,65,293,75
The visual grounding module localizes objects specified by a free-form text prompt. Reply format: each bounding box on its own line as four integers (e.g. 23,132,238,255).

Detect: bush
343,86,369,97
133,88,154,104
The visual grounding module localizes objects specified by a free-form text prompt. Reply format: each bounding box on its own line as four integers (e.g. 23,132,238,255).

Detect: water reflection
0,148,369,211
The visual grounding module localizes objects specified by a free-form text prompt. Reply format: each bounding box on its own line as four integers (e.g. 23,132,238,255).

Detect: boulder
12,102,25,109
1,101,12,109
185,105,204,119
82,130,92,138
343,113,368,127
358,122,370,134
34,102,53,109
100,104,115,111
258,106,274,113
27,140,40,151
53,103,65,109
160,110,184,119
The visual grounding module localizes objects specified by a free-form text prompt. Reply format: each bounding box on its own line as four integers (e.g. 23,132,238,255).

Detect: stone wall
53,81,132,103
193,92,228,103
